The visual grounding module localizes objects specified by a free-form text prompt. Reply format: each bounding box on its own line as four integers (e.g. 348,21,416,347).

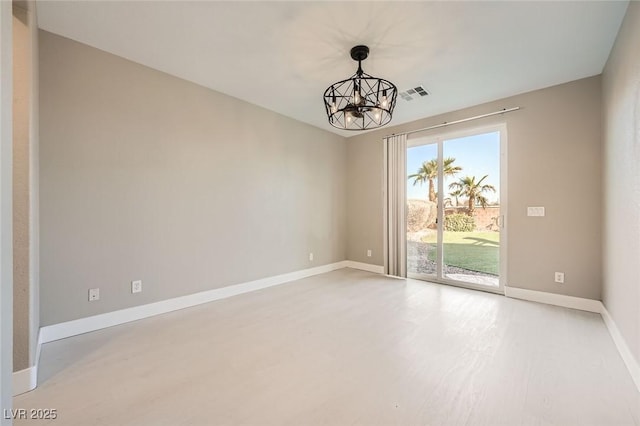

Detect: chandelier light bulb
353,82,361,105
381,90,389,109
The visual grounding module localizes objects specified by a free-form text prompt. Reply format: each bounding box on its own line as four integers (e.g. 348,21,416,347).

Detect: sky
406,131,500,203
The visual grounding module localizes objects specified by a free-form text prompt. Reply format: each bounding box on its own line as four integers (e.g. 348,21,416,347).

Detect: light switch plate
527,207,545,217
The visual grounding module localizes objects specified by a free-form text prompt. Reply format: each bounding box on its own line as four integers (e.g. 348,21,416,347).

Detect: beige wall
602,2,639,366
347,76,603,300
39,31,347,326
12,4,29,372
27,0,39,374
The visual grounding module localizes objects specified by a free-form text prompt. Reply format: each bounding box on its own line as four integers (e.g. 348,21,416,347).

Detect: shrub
444,213,475,232
407,199,437,232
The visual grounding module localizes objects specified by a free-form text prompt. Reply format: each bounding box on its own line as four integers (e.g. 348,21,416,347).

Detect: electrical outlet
131,280,142,294
367,249,372,257
88,288,100,301
554,272,565,283
309,252,314,261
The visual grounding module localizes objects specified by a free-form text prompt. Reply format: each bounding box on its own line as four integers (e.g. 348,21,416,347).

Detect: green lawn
421,231,499,275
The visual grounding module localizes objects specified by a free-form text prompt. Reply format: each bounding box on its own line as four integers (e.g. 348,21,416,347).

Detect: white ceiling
36,1,628,137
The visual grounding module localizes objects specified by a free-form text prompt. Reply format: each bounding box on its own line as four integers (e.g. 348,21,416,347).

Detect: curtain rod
386,107,521,138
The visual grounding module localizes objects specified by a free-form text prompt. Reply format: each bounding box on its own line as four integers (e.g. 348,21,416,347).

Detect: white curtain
383,134,407,278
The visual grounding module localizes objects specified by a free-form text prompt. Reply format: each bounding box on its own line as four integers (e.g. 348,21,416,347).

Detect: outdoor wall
12,3,30,372
602,2,639,369
39,31,347,326
347,76,602,300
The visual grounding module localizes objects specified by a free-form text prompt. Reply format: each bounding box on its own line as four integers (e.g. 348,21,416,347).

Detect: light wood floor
14,269,640,425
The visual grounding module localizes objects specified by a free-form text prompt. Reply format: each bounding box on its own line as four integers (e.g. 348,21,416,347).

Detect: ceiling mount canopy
323,45,398,131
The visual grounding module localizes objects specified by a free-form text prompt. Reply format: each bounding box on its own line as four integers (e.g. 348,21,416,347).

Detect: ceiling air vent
399,86,429,101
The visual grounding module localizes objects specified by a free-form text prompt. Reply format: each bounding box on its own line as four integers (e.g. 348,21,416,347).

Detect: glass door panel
442,132,501,288
406,142,438,278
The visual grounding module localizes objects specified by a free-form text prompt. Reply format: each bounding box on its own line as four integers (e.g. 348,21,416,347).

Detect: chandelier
323,45,397,131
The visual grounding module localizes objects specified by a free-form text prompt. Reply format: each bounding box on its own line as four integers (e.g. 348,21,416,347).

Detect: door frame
406,123,508,295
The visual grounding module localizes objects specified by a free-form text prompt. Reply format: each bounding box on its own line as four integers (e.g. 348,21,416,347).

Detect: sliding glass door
406,125,506,293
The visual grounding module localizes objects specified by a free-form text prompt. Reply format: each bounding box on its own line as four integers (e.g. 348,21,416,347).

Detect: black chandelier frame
323,45,398,131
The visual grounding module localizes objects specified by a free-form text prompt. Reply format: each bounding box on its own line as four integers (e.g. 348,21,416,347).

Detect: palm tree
408,157,461,202
448,175,496,215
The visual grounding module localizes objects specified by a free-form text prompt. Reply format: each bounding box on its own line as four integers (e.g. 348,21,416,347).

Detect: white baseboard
504,285,601,313
12,330,42,396
600,304,640,392
14,260,378,397
12,366,37,396
30,268,640,396
40,261,349,344
505,285,639,393
344,261,384,274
